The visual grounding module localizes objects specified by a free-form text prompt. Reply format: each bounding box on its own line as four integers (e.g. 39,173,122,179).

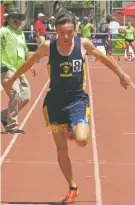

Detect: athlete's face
56,23,75,43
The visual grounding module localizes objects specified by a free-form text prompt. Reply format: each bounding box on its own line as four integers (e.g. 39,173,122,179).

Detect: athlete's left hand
120,74,135,89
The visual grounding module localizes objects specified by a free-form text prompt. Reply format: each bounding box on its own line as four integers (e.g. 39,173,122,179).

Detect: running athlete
124,21,135,59
3,12,134,204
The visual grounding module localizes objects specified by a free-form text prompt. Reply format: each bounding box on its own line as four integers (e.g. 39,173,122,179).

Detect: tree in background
1,0,16,12
68,0,94,8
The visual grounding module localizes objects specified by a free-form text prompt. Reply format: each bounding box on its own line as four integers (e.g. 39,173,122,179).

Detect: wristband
120,72,125,79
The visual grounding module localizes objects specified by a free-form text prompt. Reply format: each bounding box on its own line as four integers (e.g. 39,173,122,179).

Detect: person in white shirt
107,16,120,55
109,16,120,34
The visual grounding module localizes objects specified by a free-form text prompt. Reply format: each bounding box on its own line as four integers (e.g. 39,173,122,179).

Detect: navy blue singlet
47,36,86,99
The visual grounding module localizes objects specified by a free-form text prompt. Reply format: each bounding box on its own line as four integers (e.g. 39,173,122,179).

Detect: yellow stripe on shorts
42,106,50,126
85,106,91,121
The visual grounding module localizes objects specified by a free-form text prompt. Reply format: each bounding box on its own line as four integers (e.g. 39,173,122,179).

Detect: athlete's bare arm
3,40,50,91
82,38,132,89
82,38,124,77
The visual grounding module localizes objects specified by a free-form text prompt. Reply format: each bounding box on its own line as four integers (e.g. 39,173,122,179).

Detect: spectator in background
44,17,56,32
30,20,34,40
49,16,56,31
44,17,56,39
106,16,120,55
78,16,84,36
79,16,96,39
109,16,120,34
0,8,32,134
124,21,135,59
34,13,46,47
76,16,81,28
100,14,112,33
74,16,81,36
100,14,112,55
44,18,50,32
2,13,8,26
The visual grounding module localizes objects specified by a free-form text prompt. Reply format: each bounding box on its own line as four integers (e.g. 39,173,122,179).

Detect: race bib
73,60,82,72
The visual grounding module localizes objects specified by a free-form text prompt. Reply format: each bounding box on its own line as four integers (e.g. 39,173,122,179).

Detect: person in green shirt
79,16,96,39
0,8,32,134
124,21,135,59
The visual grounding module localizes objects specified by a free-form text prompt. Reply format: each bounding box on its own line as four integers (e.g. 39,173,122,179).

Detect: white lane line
122,133,135,135
4,160,94,165
86,57,103,205
0,79,49,166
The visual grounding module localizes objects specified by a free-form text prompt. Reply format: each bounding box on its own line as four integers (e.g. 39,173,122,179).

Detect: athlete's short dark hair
55,12,76,30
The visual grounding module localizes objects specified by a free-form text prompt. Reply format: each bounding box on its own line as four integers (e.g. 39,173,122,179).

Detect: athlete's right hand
120,73,134,90
3,79,13,92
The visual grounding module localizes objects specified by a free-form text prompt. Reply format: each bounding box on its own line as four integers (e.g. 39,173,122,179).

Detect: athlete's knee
74,123,90,147
75,128,90,147
76,136,89,147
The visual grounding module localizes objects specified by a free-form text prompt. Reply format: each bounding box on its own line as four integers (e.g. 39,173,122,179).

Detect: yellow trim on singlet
83,62,86,90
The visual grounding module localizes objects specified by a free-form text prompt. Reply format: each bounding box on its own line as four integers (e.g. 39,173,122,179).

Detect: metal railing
23,31,131,54
23,31,56,45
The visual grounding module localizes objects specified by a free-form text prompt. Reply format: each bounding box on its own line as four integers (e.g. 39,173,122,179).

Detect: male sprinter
3,12,133,204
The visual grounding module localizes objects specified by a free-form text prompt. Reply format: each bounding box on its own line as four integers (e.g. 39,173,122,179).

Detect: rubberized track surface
1,56,135,205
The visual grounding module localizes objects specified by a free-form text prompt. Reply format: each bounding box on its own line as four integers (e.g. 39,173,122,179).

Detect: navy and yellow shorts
42,91,90,128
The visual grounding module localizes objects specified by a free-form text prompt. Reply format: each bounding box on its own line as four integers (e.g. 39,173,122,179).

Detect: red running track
1,56,135,205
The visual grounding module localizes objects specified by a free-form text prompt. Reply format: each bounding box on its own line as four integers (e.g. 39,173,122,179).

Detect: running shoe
62,189,80,204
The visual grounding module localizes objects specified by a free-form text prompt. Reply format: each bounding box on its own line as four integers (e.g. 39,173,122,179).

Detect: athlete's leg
130,42,135,55
43,99,80,203
73,122,90,147
51,124,77,188
125,41,130,57
68,99,91,147
108,35,112,55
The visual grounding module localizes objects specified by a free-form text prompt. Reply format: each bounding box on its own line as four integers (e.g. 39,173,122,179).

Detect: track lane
89,57,135,205
1,56,135,205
